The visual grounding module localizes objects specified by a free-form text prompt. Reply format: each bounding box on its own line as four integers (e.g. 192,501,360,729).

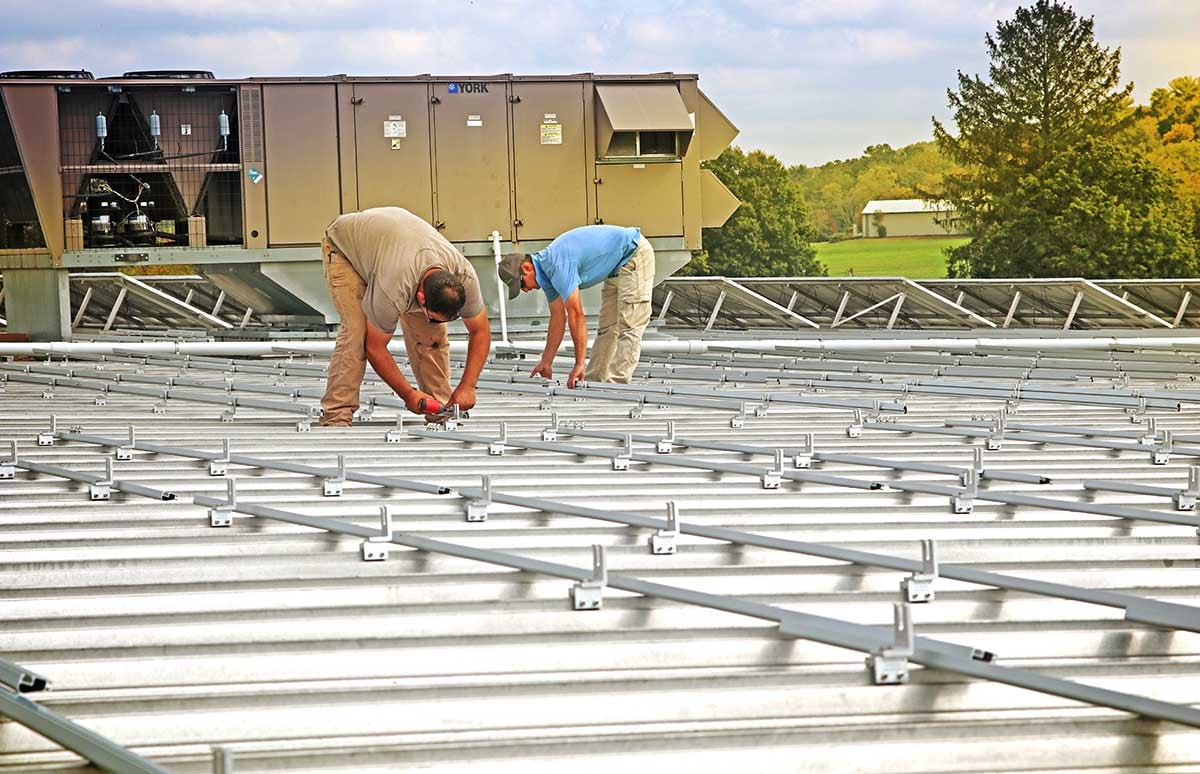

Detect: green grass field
812,236,969,279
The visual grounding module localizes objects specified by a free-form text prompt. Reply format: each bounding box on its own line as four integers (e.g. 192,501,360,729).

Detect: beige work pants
320,238,452,426
584,236,655,384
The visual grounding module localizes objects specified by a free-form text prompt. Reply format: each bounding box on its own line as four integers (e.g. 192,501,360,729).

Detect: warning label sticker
383,119,406,138
539,120,562,145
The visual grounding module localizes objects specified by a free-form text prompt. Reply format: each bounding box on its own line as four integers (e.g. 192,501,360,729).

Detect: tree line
695,0,1200,280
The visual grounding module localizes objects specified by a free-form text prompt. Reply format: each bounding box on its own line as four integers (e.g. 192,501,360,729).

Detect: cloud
842,29,934,62
3,0,1197,165
627,19,682,48
0,36,88,70
100,0,366,17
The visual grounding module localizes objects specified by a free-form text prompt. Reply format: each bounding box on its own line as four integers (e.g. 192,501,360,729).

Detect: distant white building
860,199,965,238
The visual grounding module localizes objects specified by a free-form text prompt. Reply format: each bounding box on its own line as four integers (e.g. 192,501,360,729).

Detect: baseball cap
497,252,526,300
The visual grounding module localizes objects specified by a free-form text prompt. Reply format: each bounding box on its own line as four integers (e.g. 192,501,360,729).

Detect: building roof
861,198,956,215
2,316,1200,770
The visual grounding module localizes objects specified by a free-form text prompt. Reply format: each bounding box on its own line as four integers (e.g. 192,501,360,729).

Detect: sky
1,0,1197,166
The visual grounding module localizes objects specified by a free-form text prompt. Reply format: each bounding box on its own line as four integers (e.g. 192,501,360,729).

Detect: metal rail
408,426,884,491
553,424,1050,486
26,433,1200,637
412,423,1200,532
53,430,449,496
19,434,1200,722
867,420,1200,459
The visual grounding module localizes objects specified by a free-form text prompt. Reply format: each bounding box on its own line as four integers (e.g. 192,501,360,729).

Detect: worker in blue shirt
498,225,655,387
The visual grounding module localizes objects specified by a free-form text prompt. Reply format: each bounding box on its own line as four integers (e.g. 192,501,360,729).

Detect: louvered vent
239,86,263,163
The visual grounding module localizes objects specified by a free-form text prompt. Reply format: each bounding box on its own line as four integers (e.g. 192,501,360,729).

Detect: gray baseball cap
497,252,526,300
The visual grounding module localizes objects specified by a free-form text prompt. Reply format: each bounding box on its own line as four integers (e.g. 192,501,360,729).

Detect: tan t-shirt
325,207,485,333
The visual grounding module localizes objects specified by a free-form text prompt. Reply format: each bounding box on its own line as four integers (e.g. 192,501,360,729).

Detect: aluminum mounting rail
426,422,1200,531
0,365,319,424
408,426,884,491
0,657,49,694
51,430,450,496
662,368,1186,412
1082,468,1199,511
882,476,1200,531
551,425,1050,486
763,347,1198,381
0,688,169,774
2,438,177,501
868,420,1200,459
946,417,1200,446
30,435,1200,638
50,451,1198,727
567,378,909,414
180,493,1200,728
649,353,1194,409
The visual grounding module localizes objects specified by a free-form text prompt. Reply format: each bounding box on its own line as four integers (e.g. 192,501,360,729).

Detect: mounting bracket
208,438,230,476
0,440,15,479
467,475,491,522
360,505,393,561
901,539,938,603
650,501,680,555
867,603,915,685
209,478,237,527
88,456,114,501
323,454,346,496
571,544,607,610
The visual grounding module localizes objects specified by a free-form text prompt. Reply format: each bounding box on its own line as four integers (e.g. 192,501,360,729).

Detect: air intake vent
0,70,94,80
119,70,216,79
239,86,264,164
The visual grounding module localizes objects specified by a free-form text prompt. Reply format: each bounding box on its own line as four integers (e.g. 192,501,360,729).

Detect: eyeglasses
421,304,458,325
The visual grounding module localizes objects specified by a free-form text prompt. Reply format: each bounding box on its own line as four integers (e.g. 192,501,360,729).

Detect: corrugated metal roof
2,333,1199,771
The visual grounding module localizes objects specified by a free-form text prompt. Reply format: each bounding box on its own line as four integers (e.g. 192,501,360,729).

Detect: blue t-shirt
531,225,641,303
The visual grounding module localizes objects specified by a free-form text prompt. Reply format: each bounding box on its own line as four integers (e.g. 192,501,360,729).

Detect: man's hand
403,388,437,415
567,363,585,389
530,359,553,380
449,383,477,411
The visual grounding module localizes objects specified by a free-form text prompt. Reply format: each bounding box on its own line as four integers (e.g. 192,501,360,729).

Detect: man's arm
449,309,490,410
562,289,587,388
531,296,567,379
365,320,433,414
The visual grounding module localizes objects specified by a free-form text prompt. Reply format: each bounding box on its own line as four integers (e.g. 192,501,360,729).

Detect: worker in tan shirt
319,207,491,426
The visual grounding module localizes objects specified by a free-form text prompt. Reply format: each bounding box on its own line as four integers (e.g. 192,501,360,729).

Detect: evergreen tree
932,1,1195,277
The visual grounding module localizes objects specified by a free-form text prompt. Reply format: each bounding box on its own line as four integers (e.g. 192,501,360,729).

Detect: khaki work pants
584,236,655,384
320,238,452,426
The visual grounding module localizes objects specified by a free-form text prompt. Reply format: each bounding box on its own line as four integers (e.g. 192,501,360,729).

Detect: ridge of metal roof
2,328,1199,770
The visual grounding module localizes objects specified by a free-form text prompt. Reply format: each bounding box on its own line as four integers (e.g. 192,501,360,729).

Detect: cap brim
505,278,520,300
